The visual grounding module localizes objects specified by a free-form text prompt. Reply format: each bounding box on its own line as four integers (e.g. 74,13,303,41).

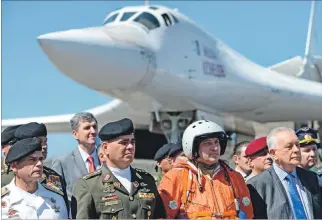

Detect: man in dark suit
247,127,322,219
51,112,100,200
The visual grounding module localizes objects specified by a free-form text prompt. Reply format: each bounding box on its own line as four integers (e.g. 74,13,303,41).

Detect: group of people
1,111,322,219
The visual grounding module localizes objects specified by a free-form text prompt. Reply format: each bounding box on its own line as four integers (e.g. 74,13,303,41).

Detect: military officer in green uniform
296,127,322,186
1,125,22,187
12,122,70,213
153,143,173,185
72,118,166,219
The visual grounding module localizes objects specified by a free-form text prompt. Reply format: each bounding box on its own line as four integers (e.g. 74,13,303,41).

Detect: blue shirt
273,163,313,219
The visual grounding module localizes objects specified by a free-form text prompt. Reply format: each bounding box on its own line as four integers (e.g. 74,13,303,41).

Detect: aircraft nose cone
38,27,151,90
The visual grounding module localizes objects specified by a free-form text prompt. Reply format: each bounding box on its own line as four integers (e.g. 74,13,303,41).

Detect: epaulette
42,183,64,196
134,168,154,179
43,166,59,175
1,187,10,198
83,169,102,180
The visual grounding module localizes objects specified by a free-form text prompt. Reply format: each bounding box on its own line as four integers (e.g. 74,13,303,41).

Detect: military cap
15,122,47,140
1,125,21,145
99,118,134,141
5,137,42,164
168,143,183,157
296,127,318,147
245,137,267,157
154,143,173,161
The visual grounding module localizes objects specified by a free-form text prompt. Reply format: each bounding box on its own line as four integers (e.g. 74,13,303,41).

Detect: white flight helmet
182,120,228,159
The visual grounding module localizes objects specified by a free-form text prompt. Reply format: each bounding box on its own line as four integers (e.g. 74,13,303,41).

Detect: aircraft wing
269,55,322,80
1,99,150,132
268,56,303,77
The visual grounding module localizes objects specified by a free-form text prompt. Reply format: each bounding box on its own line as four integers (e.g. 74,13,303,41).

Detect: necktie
88,155,95,173
285,174,307,219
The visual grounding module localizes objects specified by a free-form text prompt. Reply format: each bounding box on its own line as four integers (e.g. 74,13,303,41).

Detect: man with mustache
72,118,166,219
1,138,68,219
296,127,322,187
14,122,69,213
247,127,322,219
245,137,273,181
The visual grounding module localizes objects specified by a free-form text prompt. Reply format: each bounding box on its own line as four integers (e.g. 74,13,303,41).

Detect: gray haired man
51,112,100,200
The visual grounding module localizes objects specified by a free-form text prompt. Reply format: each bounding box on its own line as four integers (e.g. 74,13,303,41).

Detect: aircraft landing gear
150,111,194,143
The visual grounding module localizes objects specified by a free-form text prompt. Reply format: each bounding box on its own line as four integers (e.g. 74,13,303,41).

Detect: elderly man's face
270,130,301,172
11,151,44,182
299,144,317,170
73,120,97,147
198,137,221,165
104,134,135,169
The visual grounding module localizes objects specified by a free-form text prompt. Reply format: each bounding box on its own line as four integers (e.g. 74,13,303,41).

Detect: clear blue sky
2,1,321,158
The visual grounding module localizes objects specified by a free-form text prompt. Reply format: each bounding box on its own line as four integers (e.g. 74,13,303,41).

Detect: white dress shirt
2,179,68,219
109,166,132,194
78,146,100,172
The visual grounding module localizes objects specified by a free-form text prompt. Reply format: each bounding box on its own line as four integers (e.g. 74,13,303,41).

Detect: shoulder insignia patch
42,183,64,196
1,187,10,198
83,169,102,180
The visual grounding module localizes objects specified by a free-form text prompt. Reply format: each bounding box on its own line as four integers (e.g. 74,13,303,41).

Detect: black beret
154,143,173,161
1,125,22,145
168,143,183,157
99,118,134,141
15,122,47,140
5,137,42,164
296,127,318,147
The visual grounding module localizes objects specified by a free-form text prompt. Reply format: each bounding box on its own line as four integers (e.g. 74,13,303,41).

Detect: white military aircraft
2,2,322,144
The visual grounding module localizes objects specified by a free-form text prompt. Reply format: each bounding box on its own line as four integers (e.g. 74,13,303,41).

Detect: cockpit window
134,12,160,30
104,13,118,24
120,12,136,21
161,13,172,26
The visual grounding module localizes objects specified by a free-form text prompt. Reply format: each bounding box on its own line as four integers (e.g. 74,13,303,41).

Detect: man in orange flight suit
158,120,254,219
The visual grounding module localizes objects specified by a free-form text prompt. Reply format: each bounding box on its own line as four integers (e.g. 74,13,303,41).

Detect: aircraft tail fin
298,0,322,82
270,1,322,82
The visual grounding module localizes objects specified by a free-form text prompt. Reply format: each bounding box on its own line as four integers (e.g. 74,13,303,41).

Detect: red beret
245,137,267,156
